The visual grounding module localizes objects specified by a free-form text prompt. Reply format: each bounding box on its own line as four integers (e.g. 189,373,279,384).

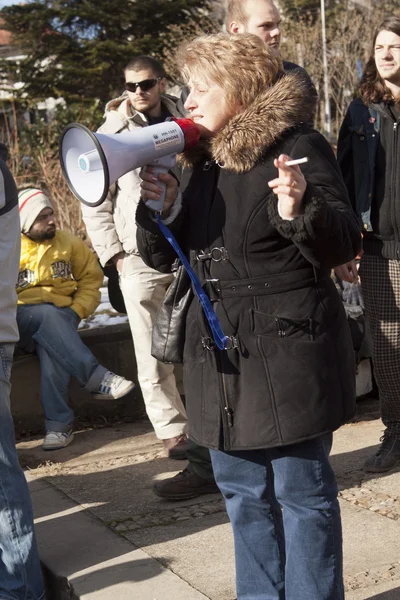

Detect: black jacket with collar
136,71,361,452
338,98,400,259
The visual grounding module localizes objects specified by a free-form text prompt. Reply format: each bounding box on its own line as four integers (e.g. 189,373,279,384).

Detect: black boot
153,468,220,500
364,431,400,473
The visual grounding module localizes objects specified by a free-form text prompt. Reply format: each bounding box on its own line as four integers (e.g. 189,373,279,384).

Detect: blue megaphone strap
155,215,229,350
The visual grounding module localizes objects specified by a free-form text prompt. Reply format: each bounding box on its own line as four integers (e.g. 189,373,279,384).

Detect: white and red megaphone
59,118,200,210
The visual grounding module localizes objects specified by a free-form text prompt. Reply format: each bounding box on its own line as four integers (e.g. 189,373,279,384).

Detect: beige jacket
82,93,185,266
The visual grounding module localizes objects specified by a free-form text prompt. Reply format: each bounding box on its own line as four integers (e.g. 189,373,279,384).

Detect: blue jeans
210,434,343,600
0,343,45,599
17,304,107,432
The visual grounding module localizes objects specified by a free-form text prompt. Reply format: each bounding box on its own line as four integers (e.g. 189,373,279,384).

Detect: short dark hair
124,56,165,78
360,16,400,105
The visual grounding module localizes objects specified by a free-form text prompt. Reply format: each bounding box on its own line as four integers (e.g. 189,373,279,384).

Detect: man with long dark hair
337,16,400,473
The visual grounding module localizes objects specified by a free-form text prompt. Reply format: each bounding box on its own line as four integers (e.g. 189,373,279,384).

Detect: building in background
0,18,64,133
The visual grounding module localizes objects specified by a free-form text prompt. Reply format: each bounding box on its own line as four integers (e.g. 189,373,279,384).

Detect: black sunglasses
125,77,162,93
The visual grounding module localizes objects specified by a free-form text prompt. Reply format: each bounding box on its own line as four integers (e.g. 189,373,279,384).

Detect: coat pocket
250,308,315,341
246,307,343,441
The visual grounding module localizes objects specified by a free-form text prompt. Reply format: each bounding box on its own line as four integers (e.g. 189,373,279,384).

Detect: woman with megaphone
137,32,360,600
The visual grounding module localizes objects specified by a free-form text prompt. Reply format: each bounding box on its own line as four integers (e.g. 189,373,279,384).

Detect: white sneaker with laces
92,371,135,400
42,430,74,451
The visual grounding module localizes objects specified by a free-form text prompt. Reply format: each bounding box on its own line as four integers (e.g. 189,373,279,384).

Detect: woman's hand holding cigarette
268,155,308,220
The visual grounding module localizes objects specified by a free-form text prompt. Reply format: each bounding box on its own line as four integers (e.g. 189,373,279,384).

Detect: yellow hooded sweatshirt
17,230,103,320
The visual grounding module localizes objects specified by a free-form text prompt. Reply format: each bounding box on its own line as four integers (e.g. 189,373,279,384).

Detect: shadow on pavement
350,396,380,424
331,443,400,489
70,558,166,593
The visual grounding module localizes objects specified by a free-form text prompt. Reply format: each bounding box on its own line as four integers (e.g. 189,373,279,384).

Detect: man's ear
228,21,243,34
160,77,167,93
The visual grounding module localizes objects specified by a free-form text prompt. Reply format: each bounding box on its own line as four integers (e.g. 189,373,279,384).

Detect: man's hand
268,154,307,220
334,259,359,283
112,251,125,273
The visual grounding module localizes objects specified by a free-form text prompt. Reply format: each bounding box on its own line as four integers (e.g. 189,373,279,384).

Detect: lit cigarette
285,157,309,166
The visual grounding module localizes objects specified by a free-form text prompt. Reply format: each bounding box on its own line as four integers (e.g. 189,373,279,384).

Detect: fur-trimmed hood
182,70,317,173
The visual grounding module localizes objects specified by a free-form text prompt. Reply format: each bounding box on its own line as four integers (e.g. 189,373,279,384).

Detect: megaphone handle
145,165,168,213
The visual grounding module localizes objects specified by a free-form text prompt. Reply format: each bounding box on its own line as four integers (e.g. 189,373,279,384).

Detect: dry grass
1,102,96,240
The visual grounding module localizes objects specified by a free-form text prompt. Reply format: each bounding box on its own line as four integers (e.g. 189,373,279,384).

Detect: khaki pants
119,254,187,439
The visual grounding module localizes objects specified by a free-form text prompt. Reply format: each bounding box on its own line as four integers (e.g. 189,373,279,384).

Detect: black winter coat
136,71,361,451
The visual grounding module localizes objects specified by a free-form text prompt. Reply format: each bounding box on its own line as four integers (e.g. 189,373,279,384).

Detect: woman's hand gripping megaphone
140,164,178,218
139,116,200,215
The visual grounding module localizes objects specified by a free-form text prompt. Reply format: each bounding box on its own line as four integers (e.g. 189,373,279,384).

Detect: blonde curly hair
176,32,283,110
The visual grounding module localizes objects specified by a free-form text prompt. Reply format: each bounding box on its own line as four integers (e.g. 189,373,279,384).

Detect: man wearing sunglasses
82,56,189,460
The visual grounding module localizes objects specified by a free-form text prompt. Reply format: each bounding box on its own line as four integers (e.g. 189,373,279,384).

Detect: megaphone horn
59,118,200,209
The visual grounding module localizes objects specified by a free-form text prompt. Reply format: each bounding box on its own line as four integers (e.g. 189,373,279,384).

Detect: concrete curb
41,561,78,600
29,478,209,600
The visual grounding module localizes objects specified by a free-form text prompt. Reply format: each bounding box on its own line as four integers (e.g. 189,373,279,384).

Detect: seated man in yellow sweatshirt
17,188,135,450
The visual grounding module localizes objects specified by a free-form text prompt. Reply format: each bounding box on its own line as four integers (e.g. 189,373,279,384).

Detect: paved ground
17,397,400,599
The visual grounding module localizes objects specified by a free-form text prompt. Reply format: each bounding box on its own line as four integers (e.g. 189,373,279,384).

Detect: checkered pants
359,253,400,438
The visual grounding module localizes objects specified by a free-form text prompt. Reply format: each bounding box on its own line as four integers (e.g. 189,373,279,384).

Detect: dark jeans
210,433,343,600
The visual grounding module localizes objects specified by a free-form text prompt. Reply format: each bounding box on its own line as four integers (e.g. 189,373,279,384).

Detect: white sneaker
92,371,135,400
42,430,74,451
